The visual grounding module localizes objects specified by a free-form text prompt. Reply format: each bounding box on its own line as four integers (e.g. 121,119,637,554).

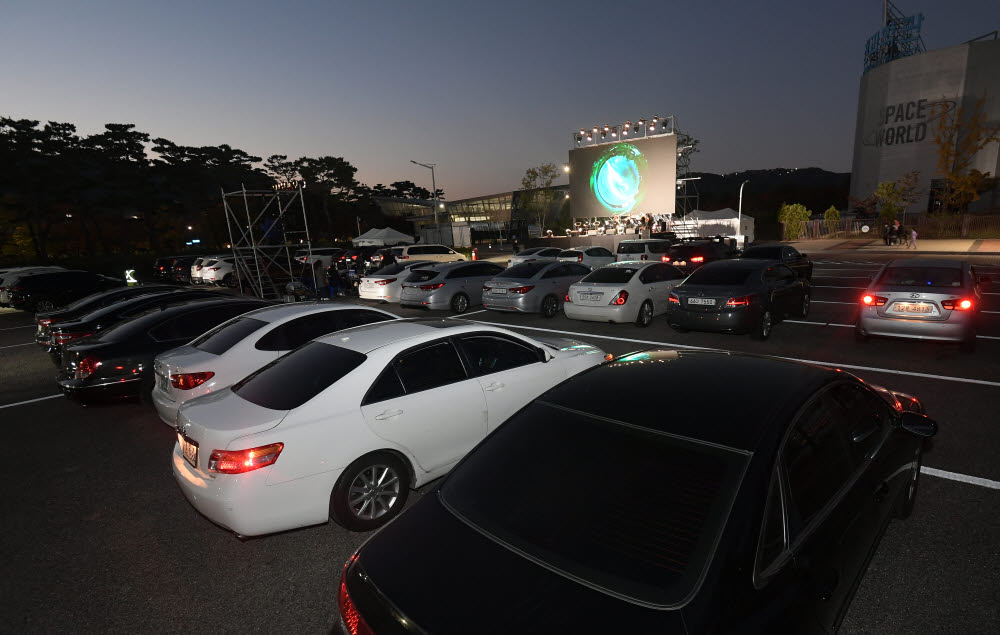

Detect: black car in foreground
45,288,226,365
667,259,811,340
57,297,270,402
35,284,175,345
338,349,937,635
740,243,814,280
7,270,123,313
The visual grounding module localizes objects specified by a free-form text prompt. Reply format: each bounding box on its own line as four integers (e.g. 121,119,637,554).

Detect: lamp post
738,180,749,247
410,160,438,225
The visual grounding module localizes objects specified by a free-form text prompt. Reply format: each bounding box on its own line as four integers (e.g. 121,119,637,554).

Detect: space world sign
863,98,956,148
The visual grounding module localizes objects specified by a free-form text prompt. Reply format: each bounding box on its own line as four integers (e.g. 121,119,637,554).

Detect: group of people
883,220,918,249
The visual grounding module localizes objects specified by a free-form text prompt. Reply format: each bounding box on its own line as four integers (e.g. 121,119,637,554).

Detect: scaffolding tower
222,184,313,300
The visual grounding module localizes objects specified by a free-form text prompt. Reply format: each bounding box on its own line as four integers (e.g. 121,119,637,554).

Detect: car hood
353,493,683,634
176,389,288,456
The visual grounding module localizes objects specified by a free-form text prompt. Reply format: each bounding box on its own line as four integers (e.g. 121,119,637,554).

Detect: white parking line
921,466,1000,490
0,325,33,331
0,342,35,350
469,320,1000,388
0,394,62,409
812,300,857,305
784,320,853,328
460,310,487,317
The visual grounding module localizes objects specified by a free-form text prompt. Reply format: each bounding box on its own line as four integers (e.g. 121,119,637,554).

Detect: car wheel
751,310,772,341
451,292,470,314
635,300,653,327
896,448,922,519
330,453,410,532
223,273,236,288
541,294,559,318
35,299,55,313
798,293,810,318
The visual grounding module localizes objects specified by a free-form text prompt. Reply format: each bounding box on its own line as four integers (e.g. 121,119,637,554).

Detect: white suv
201,258,237,287
391,244,464,263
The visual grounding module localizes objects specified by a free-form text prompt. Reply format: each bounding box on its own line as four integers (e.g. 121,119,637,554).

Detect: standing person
908,227,918,249
313,260,329,300
883,224,891,246
511,234,519,255
327,265,343,297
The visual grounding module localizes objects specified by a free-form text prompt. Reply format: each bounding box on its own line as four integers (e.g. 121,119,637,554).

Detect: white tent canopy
351,227,415,247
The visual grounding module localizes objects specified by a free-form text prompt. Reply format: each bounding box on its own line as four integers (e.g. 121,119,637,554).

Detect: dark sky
2,0,997,198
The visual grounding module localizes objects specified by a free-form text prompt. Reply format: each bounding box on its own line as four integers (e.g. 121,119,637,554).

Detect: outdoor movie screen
568,133,677,218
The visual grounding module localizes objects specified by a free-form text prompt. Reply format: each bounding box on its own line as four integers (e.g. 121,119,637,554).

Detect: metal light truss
222,183,312,300
571,114,676,148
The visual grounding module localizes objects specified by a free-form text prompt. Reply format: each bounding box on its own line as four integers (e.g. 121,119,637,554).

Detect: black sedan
740,243,814,280
667,259,811,340
57,298,270,402
337,349,937,635
45,288,225,366
665,239,736,273
35,284,174,345
7,270,123,312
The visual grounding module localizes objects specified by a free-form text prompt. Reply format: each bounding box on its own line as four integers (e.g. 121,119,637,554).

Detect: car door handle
374,409,404,420
873,481,890,503
484,382,505,391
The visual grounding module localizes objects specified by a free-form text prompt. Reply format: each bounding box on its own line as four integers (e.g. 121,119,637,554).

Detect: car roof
239,302,395,325
316,318,501,354
886,258,963,269
702,258,776,271
540,349,836,452
619,239,671,244
422,260,478,271
598,261,654,269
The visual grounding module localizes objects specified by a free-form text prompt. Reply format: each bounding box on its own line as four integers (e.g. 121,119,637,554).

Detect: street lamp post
738,180,749,247
410,160,438,225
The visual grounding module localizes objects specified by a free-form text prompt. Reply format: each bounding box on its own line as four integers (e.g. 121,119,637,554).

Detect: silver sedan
399,261,507,313
506,246,564,268
359,260,435,303
483,261,592,318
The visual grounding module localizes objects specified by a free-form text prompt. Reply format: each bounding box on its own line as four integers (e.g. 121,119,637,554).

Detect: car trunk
873,286,961,321
154,345,219,403
569,282,626,306
674,285,749,313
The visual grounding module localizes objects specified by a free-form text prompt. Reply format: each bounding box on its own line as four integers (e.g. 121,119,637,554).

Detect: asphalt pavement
1,254,998,633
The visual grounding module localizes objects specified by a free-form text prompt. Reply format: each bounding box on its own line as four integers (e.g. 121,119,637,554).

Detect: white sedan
358,260,435,303
506,246,563,268
564,262,687,327
556,246,616,269
152,303,397,426
171,318,606,536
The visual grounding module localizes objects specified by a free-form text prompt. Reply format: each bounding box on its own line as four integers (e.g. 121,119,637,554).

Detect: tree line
0,118,442,262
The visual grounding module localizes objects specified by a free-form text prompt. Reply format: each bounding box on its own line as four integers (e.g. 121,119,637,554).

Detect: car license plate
688,297,715,305
892,302,933,314
158,373,169,392
676,260,687,266
581,293,601,301
491,288,507,294
362,281,374,288
180,435,199,468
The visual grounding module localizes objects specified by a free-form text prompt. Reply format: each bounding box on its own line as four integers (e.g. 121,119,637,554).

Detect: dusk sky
3,0,997,199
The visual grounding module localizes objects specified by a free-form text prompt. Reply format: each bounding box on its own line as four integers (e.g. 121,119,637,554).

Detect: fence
785,214,1000,240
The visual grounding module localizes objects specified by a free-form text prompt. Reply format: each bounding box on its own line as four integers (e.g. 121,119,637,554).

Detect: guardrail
785,214,1000,240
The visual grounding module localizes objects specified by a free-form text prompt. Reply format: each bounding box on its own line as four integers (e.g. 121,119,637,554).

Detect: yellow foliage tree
932,94,1000,213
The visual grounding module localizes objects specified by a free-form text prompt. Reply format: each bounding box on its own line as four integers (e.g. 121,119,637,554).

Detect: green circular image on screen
590,143,647,215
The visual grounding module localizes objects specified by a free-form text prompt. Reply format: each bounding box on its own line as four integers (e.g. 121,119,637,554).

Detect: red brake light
669,293,680,304
690,256,705,263
661,255,671,262
862,294,887,306
374,278,396,285
339,555,374,635
577,254,583,262
726,295,752,307
352,255,358,260
38,318,60,327
196,265,203,271
170,371,216,390
942,298,973,311
398,255,409,260
419,283,445,290
76,355,101,379
508,285,535,294
610,290,628,305
640,254,648,261
208,442,284,474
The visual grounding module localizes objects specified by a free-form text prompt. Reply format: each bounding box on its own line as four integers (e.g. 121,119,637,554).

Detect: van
391,244,465,263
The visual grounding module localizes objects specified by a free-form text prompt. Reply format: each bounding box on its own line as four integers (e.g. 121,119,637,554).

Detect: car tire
751,310,772,341
330,452,410,532
34,299,55,313
798,293,810,318
896,448,922,520
451,293,470,314
635,300,653,327
541,294,559,319
223,273,237,288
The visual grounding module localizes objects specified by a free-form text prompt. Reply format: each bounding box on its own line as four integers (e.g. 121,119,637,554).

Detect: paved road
1,257,998,633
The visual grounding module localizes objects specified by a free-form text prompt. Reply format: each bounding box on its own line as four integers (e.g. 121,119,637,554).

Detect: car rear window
877,266,963,288
741,246,781,259
192,317,268,355
558,250,582,258
581,267,638,283
405,269,440,283
440,401,748,608
232,342,366,410
498,261,549,279
538,248,563,257
617,243,646,254
685,265,755,285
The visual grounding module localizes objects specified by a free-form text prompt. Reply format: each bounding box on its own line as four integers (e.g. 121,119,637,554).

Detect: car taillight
726,295,752,307
159,266,165,270
196,265,203,271
352,255,358,260
669,293,680,304
208,442,283,474
373,278,396,285
661,255,671,262
170,371,216,390
38,318,60,327
339,555,374,635
565,293,572,303
76,355,101,379
690,256,705,263
640,254,648,261
53,331,94,345
419,283,445,290
862,294,887,306
941,298,974,311
398,255,409,260
610,290,628,305
508,285,535,294
577,254,583,263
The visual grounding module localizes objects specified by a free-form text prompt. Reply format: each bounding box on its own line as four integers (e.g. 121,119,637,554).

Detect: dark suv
666,239,738,273
8,270,124,312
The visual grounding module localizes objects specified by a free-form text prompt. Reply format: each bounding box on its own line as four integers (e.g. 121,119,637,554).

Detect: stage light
638,119,645,126
611,129,617,137
633,124,640,133
649,124,655,131
580,129,585,135
563,164,570,172
652,115,659,123
603,124,609,132
622,128,628,136
576,135,582,143
586,134,592,141
593,126,598,133
600,131,606,139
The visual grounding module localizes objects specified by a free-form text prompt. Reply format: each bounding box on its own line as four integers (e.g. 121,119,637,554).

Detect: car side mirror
980,275,992,284
900,411,937,438
538,348,552,363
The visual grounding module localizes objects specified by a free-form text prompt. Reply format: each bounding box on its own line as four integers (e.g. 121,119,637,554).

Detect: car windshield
617,243,646,254
405,269,441,283
192,317,268,355
497,262,549,279
581,267,638,283
440,401,748,608
877,266,963,288
670,244,711,258
741,246,782,259
232,341,367,410
685,266,755,285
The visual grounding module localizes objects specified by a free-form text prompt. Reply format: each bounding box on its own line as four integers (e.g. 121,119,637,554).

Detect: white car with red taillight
171,318,605,537
358,260,434,303
151,303,397,426
564,262,687,327
556,246,615,269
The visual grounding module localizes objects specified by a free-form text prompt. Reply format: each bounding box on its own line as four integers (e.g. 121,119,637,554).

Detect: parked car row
1,267,122,312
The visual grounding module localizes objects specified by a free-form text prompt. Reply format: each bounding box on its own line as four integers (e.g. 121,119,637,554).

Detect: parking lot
2,254,999,633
